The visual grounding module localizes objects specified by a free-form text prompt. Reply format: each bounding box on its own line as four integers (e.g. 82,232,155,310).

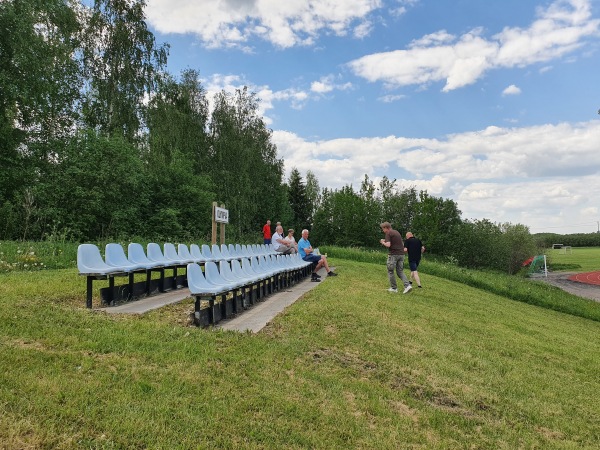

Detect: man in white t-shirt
271,225,296,254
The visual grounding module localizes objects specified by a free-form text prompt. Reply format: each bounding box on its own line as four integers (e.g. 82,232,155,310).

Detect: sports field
546,246,600,285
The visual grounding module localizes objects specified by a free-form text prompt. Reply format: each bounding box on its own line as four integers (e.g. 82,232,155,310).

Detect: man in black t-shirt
404,232,425,288
380,222,411,294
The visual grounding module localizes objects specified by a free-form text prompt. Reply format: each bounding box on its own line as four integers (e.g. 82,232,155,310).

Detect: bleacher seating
78,240,316,326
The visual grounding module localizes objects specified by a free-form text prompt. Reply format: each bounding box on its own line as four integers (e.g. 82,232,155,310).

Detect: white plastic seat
187,263,228,296
105,243,147,272
147,243,173,266
204,261,242,290
241,257,266,280
128,243,163,269
190,244,211,263
77,244,123,276
176,244,198,264
220,244,237,261
163,243,188,265
201,244,215,261
231,259,261,284
252,256,276,277
211,244,233,261
220,260,254,286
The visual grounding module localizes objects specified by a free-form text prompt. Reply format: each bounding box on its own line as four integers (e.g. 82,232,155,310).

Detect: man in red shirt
380,222,412,294
262,220,272,245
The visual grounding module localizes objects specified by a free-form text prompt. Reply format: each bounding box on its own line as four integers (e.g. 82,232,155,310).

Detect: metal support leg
86,277,93,309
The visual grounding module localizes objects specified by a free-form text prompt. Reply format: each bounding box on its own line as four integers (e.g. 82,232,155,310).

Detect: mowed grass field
1,258,600,448
546,246,600,272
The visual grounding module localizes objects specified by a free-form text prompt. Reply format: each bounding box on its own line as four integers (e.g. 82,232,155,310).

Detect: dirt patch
536,272,600,303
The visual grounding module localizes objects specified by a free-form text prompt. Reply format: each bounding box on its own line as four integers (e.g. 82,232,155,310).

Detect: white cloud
378,94,406,102
273,120,600,233
310,75,353,94
201,74,310,124
348,0,600,91
502,84,522,96
146,0,385,49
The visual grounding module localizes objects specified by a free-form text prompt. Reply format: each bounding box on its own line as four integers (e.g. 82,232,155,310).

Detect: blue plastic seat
187,263,227,296
164,243,188,265
231,259,261,284
252,256,276,277
233,244,244,257
220,260,254,286
147,243,171,265
176,244,198,264
189,244,210,263
128,243,163,269
105,243,147,272
201,244,215,261
220,244,237,261
204,261,242,290
241,257,265,280
211,244,233,262
77,244,122,276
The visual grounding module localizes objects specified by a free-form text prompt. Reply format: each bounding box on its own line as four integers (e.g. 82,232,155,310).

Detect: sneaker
403,285,413,294
418,285,422,288
387,288,398,293
313,273,322,278
327,271,338,277
311,276,321,282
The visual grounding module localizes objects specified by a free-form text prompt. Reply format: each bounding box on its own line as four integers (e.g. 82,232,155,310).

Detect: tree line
1,0,572,275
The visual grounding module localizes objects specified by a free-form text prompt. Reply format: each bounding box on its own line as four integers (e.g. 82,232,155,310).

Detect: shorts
409,260,420,271
303,254,322,263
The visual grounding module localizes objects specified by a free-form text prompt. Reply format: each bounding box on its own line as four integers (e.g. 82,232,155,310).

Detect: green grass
1,258,600,448
323,246,600,323
545,247,600,272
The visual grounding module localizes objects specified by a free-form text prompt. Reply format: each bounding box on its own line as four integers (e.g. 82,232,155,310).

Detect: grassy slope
0,261,599,449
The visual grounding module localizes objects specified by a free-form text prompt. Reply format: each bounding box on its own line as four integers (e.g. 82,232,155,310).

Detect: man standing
298,229,337,282
404,232,425,288
271,225,296,254
262,220,272,245
379,222,411,294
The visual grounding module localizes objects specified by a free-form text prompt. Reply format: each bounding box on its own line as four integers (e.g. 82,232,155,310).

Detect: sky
142,0,600,235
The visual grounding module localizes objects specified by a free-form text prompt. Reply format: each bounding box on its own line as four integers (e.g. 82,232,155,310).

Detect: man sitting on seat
271,225,296,255
298,229,337,281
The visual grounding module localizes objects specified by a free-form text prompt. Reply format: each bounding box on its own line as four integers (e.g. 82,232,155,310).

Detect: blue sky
143,0,600,234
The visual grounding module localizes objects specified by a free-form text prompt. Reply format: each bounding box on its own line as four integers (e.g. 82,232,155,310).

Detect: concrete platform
100,267,333,332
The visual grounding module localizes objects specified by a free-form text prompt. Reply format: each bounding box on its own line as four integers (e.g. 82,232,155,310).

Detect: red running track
568,271,600,286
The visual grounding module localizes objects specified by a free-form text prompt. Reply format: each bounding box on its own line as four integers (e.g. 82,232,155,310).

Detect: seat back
128,243,151,264
190,244,206,262
219,260,238,283
178,244,194,261
220,244,233,259
147,243,167,263
241,257,258,276
186,263,214,295
205,261,227,285
201,244,213,260
105,243,131,268
211,244,224,260
164,243,181,261
77,244,115,274
231,259,251,281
